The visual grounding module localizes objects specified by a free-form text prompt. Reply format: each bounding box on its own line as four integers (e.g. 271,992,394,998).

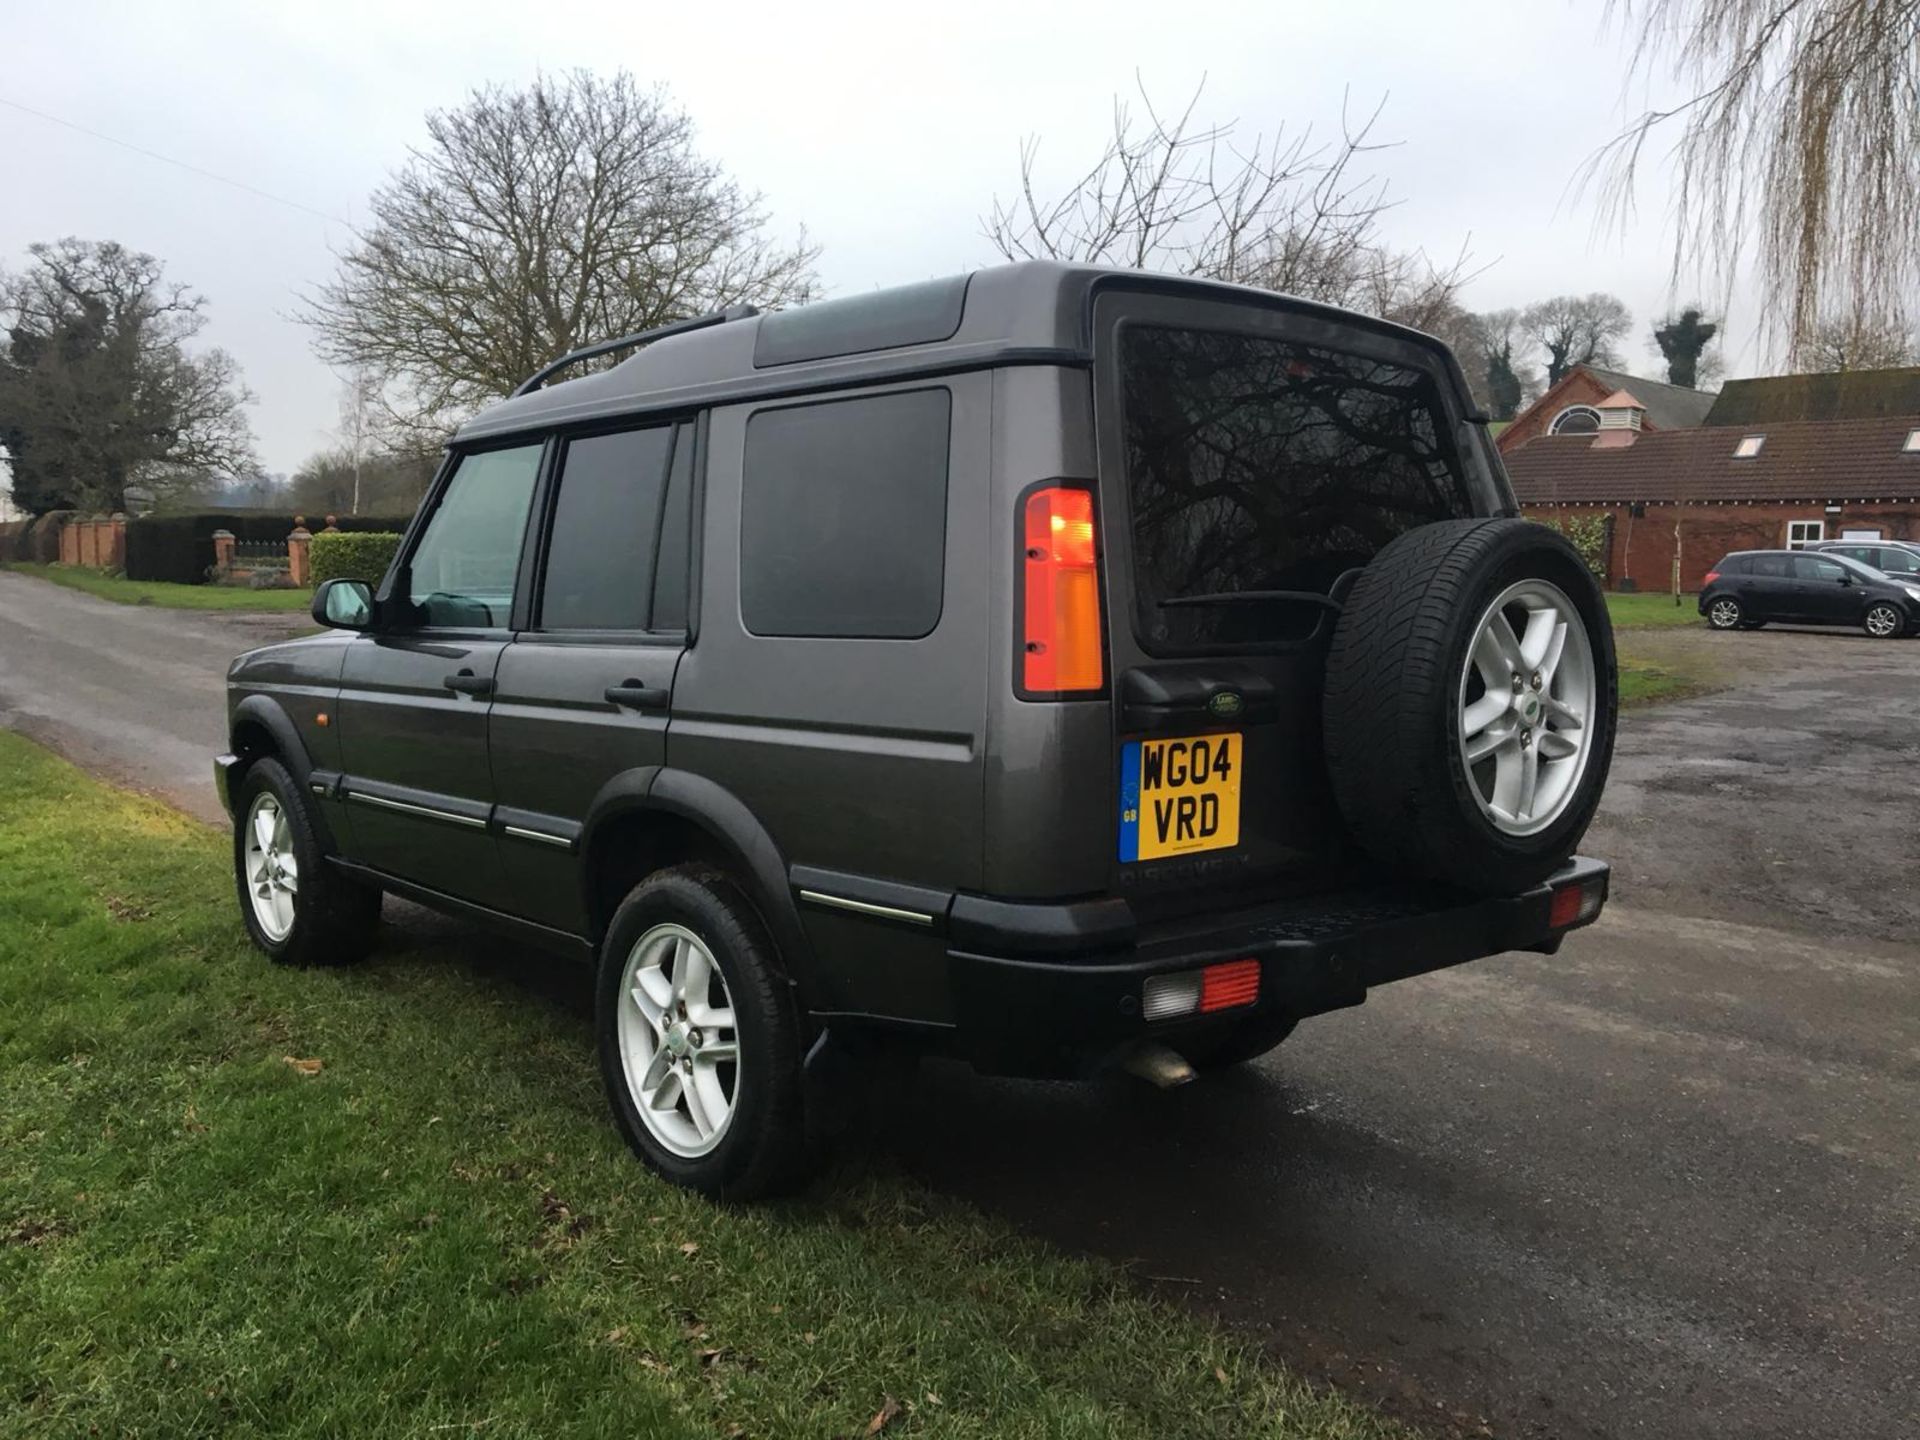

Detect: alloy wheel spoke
1536,618,1569,685
629,982,667,1031
1536,729,1580,761
1517,606,1556,670
682,1068,716,1139
640,1045,674,1094
698,1039,739,1064
1516,742,1540,819
646,1068,683,1113
1462,692,1507,741
1473,612,1523,687
1465,724,1511,765
253,807,277,855
674,941,712,1011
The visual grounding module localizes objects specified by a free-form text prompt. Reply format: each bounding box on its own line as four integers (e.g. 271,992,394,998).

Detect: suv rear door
487,419,696,933
1089,290,1504,917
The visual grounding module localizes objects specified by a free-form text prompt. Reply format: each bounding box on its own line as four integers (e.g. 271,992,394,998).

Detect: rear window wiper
1158,590,1342,612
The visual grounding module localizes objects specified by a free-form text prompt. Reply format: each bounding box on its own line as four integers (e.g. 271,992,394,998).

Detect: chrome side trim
798,889,934,927
347,790,488,830
504,824,573,850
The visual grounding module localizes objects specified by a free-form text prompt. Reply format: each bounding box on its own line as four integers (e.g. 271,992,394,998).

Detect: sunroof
753,274,970,368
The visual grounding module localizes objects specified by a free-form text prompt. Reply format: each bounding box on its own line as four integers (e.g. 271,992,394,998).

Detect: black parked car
216,262,1618,1198
1808,538,1920,577
1700,549,1920,637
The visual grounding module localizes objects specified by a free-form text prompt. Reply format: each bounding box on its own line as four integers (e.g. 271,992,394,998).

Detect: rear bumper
945,856,1609,1077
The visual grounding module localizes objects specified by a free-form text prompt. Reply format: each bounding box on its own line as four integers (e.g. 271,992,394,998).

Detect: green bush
1538,513,1611,582
310,530,403,587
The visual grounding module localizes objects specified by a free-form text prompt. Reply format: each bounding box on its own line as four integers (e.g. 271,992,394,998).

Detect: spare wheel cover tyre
1322,518,1618,896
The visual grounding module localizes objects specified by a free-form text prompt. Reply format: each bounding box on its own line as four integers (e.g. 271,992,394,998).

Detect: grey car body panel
222,259,1590,1069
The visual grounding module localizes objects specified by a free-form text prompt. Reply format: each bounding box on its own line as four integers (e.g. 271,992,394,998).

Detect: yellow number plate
1118,733,1241,862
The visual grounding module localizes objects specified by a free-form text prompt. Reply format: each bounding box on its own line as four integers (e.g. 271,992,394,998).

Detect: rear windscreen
1120,323,1476,649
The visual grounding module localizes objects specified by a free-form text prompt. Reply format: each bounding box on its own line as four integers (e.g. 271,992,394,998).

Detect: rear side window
1875,548,1920,573
740,388,951,638
1718,555,1751,575
1752,554,1792,578
1119,324,1473,649
539,426,675,630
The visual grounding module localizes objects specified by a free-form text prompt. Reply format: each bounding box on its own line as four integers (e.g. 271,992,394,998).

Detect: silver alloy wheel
1709,598,1741,629
1866,603,1901,637
1457,578,1599,838
242,792,299,941
615,922,740,1158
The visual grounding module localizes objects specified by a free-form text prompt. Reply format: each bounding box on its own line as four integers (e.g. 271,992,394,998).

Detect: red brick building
1496,363,1716,455
1504,369,1920,590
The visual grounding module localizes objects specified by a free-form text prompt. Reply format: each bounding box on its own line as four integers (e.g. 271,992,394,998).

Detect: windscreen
1120,323,1477,649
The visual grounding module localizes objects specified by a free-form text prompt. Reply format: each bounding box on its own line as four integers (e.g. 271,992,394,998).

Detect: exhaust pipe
1120,1041,1196,1089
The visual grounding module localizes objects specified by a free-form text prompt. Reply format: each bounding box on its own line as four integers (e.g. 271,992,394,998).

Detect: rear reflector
1021,486,1103,695
1200,958,1261,1013
1549,877,1606,929
1142,959,1262,1021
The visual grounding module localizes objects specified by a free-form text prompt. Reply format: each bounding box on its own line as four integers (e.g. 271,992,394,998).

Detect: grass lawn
1,562,312,612
0,731,1403,1440
1604,591,1701,629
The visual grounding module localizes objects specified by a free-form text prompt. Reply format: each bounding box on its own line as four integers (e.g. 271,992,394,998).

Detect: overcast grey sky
2,0,1755,475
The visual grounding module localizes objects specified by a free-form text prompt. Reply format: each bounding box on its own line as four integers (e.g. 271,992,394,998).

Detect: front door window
403,444,544,627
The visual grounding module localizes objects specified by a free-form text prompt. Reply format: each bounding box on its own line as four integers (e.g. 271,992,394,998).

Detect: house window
1903,429,1920,453
1549,405,1602,435
1786,520,1825,548
1733,434,1766,458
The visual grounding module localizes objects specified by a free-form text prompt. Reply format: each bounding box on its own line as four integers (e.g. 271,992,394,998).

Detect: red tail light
1702,570,1720,586
1020,485,1103,695
1199,958,1262,1012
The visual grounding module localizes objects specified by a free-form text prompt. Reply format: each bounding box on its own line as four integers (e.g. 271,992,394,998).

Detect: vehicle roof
1724,548,1888,573
454,260,1475,445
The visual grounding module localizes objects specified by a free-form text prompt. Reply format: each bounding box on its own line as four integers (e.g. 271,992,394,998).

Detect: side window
539,425,677,631
1752,554,1792,578
405,443,543,627
739,388,951,638
1719,555,1749,575
1794,555,1845,581
1878,549,1920,573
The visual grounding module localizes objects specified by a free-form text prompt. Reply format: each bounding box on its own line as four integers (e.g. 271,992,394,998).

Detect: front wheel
1706,596,1743,630
596,865,815,1199
1863,602,1903,638
232,757,381,965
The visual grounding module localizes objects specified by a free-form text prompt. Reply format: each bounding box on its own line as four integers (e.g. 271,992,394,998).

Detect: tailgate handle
606,682,669,711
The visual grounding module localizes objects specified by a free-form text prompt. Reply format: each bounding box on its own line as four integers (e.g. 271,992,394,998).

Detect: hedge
124,511,415,584
310,531,403,587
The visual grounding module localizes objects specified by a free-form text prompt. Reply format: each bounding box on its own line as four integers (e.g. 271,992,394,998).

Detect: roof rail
510,305,759,398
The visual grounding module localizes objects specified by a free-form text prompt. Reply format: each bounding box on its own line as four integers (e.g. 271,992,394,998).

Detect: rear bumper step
946,856,1609,1077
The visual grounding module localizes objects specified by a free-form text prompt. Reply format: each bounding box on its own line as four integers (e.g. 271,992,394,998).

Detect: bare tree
984,82,1474,329
1471,309,1539,419
1519,293,1633,387
1803,312,1917,370
301,71,819,435
1652,304,1720,387
1595,0,1920,359
0,238,255,513
334,369,381,516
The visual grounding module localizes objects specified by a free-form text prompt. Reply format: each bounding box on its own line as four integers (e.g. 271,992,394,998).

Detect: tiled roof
1583,366,1717,430
1505,415,1920,504
1704,368,1920,426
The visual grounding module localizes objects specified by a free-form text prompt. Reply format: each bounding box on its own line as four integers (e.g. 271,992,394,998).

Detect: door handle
443,670,494,696
605,681,670,710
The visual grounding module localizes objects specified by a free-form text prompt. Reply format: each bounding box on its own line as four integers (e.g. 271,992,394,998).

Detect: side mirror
312,577,375,630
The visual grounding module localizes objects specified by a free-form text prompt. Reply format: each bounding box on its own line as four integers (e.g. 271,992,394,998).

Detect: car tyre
596,864,815,1200
232,757,381,966
1707,596,1743,630
1323,518,1618,896
1863,602,1903,639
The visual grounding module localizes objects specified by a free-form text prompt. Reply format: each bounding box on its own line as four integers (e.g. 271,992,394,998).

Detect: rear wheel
1864,602,1903,638
1707,596,1743,630
1323,519,1618,896
231,757,381,966
596,865,814,1199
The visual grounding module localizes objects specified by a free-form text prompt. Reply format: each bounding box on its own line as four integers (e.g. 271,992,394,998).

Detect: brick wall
1522,501,1920,590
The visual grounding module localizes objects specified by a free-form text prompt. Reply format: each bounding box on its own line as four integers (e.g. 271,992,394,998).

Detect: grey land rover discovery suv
218,262,1616,1198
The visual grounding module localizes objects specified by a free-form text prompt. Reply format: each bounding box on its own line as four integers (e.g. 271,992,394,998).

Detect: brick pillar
287,524,313,587
211,529,236,577
109,513,127,571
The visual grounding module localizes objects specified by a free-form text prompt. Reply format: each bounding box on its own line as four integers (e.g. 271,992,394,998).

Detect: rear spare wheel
1323,518,1617,896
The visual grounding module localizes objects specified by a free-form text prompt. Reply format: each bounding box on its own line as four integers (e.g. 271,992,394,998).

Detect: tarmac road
2,570,1916,1438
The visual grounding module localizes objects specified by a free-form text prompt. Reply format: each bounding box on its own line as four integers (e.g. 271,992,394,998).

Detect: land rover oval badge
1206,690,1244,720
